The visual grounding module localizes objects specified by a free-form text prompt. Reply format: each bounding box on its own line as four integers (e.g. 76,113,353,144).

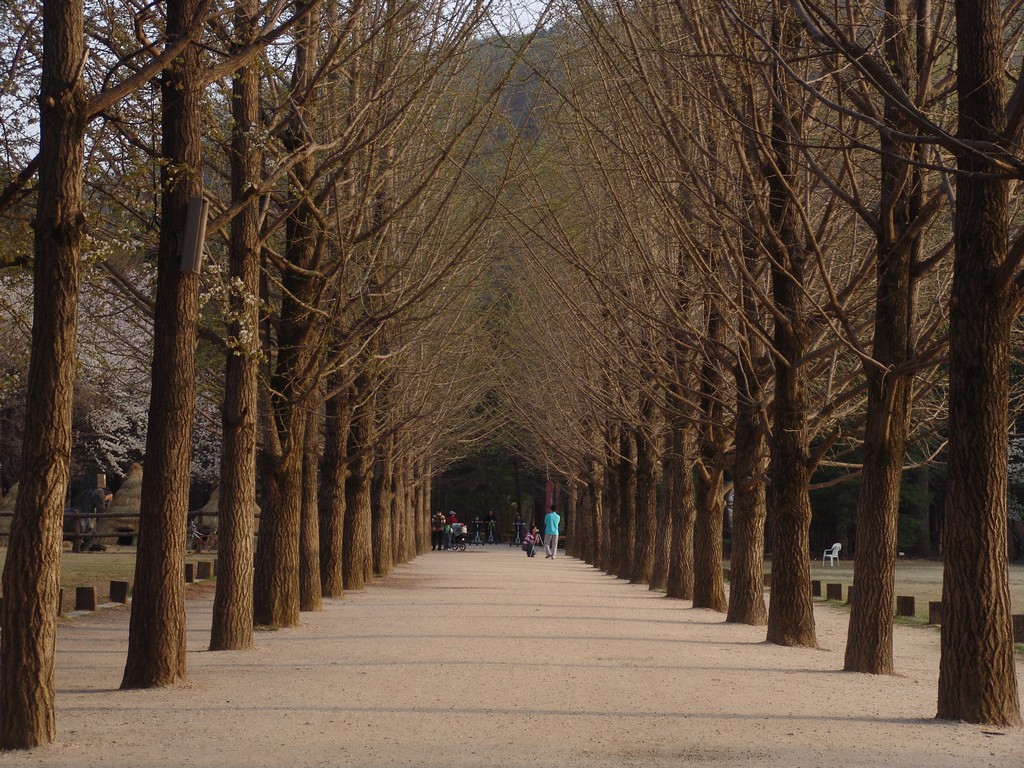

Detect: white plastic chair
823,542,841,566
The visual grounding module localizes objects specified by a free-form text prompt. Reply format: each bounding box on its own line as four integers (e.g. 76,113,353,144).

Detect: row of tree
483,0,1021,727
0,0,524,749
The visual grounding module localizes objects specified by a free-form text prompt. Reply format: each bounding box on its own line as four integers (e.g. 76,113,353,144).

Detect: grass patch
0,546,217,601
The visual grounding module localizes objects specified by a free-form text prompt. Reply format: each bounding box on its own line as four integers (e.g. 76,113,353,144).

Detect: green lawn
0,545,217,604
3,548,1024,624
761,558,1024,620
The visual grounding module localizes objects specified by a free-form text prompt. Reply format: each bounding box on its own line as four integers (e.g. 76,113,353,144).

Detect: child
522,526,539,557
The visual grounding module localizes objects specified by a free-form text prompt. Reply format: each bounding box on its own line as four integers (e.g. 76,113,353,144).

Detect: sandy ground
6,548,1024,768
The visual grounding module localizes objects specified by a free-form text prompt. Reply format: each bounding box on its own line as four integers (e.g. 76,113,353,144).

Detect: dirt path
8,549,1024,767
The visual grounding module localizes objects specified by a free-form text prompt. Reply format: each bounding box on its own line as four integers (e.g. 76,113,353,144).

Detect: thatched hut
0,482,17,535
197,486,260,533
99,463,142,541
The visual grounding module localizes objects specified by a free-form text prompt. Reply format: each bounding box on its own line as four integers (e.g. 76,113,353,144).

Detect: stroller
448,522,468,551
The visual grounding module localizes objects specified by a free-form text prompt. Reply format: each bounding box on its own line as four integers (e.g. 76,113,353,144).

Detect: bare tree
0,0,86,746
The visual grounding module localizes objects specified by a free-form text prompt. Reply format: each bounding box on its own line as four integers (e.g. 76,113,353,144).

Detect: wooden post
75,586,97,611
185,562,195,583
196,560,212,580
109,580,130,604
722,568,730,582
928,601,942,625
896,595,915,617
763,572,772,588
811,579,821,597
1012,614,1024,643
57,588,65,616
846,585,854,605
826,583,842,601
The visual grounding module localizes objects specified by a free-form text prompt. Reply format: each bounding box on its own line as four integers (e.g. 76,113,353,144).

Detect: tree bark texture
210,0,260,650
632,414,658,585
589,457,606,569
373,434,395,576
693,293,728,612
764,0,816,649
253,414,306,627
844,0,916,675
727,135,769,626
252,3,320,627
300,418,322,612
121,0,203,687
415,462,431,554
666,422,697,600
566,484,578,559
393,452,410,563
727,368,768,625
605,441,621,575
0,0,85,744
615,430,637,580
649,456,672,592
319,377,351,597
344,376,375,590
937,0,1021,725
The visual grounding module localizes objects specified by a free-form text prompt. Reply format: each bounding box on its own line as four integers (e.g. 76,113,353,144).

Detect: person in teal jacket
543,505,561,559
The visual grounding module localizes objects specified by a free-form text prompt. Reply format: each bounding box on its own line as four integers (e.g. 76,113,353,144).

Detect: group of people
430,505,562,558
431,511,465,550
521,505,560,559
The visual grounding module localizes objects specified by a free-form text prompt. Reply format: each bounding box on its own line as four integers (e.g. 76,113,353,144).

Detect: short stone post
928,601,942,625
826,583,842,601
75,586,97,611
896,595,915,618
184,562,195,583
109,580,130,604
811,580,821,597
1012,615,1024,643
196,560,213,580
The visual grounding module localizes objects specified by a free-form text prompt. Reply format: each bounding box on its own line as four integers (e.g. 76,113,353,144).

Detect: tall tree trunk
416,461,431,554
649,454,672,592
122,0,204,687
937,0,1021,725
693,292,727,612
566,484,578,558
632,408,658,584
605,437,621,574
344,372,375,589
252,2,319,628
0,0,85,744
589,456,606,569
319,376,351,597
727,385,768,625
666,421,697,600
373,433,394,575
392,450,408,563
764,0,816,649
210,0,261,650
300,415,322,612
844,0,916,675
728,138,769,626
254,414,306,627
615,430,637,579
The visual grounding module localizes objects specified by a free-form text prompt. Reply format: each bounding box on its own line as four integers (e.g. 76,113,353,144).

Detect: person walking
431,510,446,550
543,505,561,559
